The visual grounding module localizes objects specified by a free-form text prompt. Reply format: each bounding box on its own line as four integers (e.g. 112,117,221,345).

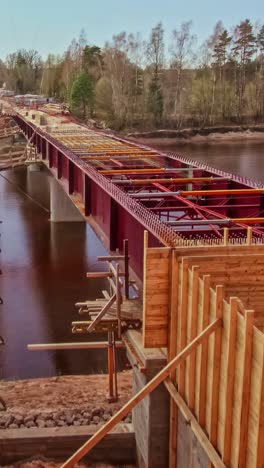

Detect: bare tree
169,21,196,125
146,22,165,126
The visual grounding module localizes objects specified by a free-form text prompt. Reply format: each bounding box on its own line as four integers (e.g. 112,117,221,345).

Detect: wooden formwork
143,233,264,467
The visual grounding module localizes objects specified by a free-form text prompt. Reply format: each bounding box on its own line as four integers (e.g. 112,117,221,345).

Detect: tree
212,29,232,117
232,19,256,117
169,21,196,123
147,77,163,125
70,72,94,118
255,24,264,118
83,45,103,78
5,49,42,94
146,22,165,126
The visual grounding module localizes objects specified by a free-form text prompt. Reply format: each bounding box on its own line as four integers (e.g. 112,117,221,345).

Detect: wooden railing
56,232,264,468
143,233,264,467
61,319,222,468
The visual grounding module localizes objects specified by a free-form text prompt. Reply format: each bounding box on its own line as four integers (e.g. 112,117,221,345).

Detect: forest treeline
0,18,264,130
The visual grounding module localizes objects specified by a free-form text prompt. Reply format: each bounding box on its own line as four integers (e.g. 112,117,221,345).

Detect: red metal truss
14,111,264,249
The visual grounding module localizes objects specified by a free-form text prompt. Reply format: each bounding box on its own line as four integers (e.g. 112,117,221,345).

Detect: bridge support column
27,163,42,172
110,199,118,251
50,178,85,223
125,331,169,468
27,166,50,208
84,175,92,216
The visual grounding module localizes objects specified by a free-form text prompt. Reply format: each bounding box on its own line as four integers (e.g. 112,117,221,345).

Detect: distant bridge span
12,109,264,278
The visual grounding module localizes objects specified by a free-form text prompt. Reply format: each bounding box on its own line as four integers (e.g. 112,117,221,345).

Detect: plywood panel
143,247,171,347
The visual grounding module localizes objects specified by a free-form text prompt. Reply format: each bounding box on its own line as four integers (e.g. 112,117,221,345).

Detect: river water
0,167,123,379
153,140,264,183
0,141,263,379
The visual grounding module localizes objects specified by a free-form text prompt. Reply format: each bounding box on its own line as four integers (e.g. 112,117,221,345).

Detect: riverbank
127,124,264,146
0,372,132,430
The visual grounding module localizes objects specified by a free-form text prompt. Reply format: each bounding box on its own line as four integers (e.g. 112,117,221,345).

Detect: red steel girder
152,183,264,236
152,183,222,237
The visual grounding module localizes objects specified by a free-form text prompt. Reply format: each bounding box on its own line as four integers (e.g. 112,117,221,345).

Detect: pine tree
232,19,256,117
147,76,163,125
147,22,164,126
255,25,264,117
213,29,232,117
70,72,94,118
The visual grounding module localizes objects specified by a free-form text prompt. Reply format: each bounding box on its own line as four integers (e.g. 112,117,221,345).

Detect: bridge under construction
1,101,264,468
2,103,264,275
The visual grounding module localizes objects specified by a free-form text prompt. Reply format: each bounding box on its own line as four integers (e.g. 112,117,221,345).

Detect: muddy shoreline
127,125,264,146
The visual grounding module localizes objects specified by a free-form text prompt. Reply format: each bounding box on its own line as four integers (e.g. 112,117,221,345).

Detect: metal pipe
166,219,231,226
28,342,124,351
131,189,264,198
149,204,259,211
99,167,197,175
181,188,264,196
114,177,227,185
130,191,181,198
232,217,264,224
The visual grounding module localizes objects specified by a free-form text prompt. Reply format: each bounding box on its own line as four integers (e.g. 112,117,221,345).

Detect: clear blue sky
0,0,263,59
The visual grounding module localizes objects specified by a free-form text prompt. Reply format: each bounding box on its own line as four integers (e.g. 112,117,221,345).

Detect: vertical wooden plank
209,285,224,455
168,250,179,468
179,260,189,397
223,228,229,246
142,231,148,346
198,274,211,427
168,251,179,363
222,297,238,465
188,265,199,412
256,337,264,468
246,227,252,245
237,310,254,467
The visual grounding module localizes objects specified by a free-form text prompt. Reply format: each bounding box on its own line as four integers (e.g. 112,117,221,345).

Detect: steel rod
114,177,227,185
131,188,264,198
166,219,231,226
181,188,264,196
99,168,195,175
27,342,124,350
130,191,181,198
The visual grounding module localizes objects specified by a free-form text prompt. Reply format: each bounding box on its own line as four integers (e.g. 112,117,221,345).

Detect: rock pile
0,407,132,430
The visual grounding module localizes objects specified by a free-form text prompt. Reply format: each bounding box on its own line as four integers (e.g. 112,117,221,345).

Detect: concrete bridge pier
125,331,170,468
50,178,85,223
27,162,42,172
26,165,50,209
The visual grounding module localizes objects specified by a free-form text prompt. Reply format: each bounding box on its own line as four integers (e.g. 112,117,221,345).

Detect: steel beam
114,177,227,185
166,219,231,226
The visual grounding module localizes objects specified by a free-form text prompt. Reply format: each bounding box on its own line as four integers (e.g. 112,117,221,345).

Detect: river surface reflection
0,167,125,379
152,140,264,182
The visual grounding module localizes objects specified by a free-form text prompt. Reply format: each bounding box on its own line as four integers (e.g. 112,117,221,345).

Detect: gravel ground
0,372,132,430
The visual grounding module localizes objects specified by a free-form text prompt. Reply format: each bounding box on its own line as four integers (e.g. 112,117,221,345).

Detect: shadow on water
0,166,127,379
